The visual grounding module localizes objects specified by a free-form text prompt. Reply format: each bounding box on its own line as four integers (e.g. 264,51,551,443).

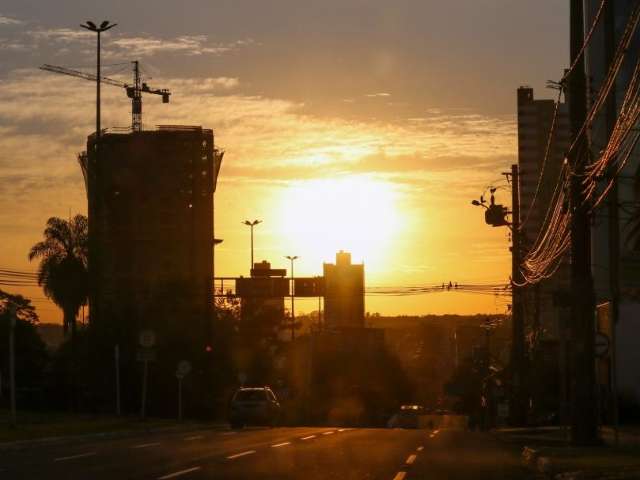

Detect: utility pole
8,304,17,427
568,0,599,446
604,0,620,446
508,164,527,426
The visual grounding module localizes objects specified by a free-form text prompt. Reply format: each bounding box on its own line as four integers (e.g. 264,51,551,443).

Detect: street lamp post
285,255,298,341
80,20,117,138
243,220,262,271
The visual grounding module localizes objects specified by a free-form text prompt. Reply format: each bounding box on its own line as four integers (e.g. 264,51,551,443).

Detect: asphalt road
1,426,531,479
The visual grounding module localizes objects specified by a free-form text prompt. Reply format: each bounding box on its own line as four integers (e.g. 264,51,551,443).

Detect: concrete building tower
323,251,365,329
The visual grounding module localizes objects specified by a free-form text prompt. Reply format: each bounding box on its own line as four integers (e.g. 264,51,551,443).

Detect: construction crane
40,60,170,132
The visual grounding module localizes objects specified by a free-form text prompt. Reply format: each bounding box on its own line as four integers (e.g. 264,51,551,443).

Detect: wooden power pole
568,0,599,446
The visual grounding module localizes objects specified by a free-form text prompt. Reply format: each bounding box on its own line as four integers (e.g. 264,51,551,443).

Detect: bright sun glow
276,176,405,272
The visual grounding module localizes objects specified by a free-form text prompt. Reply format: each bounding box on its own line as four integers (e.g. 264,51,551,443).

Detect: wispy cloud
365,92,391,98
0,14,23,25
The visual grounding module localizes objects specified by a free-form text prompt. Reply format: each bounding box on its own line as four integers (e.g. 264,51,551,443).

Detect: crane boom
40,61,171,132
40,64,125,88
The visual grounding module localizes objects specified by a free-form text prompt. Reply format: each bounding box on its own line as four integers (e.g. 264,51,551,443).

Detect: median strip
157,466,202,479
54,452,96,462
227,450,256,460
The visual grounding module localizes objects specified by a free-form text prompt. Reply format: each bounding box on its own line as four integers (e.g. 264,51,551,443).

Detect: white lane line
322,431,335,435
406,454,417,465
221,431,237,436
132,442,160,449
271,442,291,448
392,472,406,480
54,452,96,462
226,450,256,460
300,435,316,440
157,466,202,479
417,446,424,451
184,435,204,441
338,428,351,432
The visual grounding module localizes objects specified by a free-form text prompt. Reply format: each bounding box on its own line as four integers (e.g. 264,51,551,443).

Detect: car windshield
234,390,268,402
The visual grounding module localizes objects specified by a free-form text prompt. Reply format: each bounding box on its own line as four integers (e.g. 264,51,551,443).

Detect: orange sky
0,2,569,323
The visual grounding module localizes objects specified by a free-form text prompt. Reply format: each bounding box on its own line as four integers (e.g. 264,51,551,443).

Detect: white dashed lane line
184,435,204,441
392,472,407,480
322,431,335,435
157,466,202,479
131,442,160,449
53,452,97,462
405,454,417,465
300,435,316,440
417,446,424,451
271,442,291,448
221,431,237,436
226,450,256,460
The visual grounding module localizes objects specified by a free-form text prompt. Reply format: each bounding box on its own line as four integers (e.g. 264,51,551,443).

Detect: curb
0,422,228,452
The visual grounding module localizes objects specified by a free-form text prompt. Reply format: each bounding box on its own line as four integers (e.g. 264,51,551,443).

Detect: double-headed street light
80,20,117,138
243,219,262,271
285,255,298,341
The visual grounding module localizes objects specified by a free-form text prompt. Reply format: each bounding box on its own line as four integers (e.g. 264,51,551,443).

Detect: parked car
229,387,281,428
387,404,424,429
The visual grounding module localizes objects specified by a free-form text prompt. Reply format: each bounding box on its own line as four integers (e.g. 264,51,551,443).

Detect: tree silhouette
28,215,88,337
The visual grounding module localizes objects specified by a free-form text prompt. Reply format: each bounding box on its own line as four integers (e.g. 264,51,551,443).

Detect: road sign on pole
139,330,156,348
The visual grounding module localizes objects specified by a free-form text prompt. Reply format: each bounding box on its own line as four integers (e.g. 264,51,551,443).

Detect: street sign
139,330,156,348
595,332,610,358
176,360,192,379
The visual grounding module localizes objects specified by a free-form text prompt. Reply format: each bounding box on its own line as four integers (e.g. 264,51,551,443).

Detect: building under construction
80,126,223,413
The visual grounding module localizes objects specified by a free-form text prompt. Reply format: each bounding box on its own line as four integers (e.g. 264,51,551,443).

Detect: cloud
108,35,253,57
0,14,23,25
365,92,391,98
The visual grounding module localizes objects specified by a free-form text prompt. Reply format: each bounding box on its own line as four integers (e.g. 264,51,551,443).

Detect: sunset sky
0,1,569,323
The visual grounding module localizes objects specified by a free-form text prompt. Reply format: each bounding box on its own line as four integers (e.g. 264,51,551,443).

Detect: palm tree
28,215,88,337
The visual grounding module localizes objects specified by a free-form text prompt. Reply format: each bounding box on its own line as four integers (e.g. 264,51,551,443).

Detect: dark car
229,387,281,428
387,405,425,429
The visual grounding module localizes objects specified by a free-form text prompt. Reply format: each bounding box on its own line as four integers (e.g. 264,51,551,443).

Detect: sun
275,175,405,272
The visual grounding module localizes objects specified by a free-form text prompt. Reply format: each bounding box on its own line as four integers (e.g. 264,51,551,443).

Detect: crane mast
40,61,170,132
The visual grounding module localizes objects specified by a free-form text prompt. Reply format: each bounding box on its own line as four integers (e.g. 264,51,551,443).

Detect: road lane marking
392,472,406,480
300,435,316,440
132,442,160,449
227,450,256,460
338,428,351,432
157,466,202,479
417,446,424,451
271,442,291,448
322,431,335,435
221,431,237,435
406,454,417,465
54,452,96,462
184,435,204,441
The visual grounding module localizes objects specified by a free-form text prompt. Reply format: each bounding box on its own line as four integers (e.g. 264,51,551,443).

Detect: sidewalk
493,426,640,479
0,409,227,450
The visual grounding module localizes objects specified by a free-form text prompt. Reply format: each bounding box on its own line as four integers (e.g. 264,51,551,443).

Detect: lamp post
243,220,261,271
80,20,117,138
285,255,298,341
8,304,17,427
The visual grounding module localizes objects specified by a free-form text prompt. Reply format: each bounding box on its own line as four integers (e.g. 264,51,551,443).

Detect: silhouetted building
323,251,364,329
517,87,571,339
83,125,221,348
